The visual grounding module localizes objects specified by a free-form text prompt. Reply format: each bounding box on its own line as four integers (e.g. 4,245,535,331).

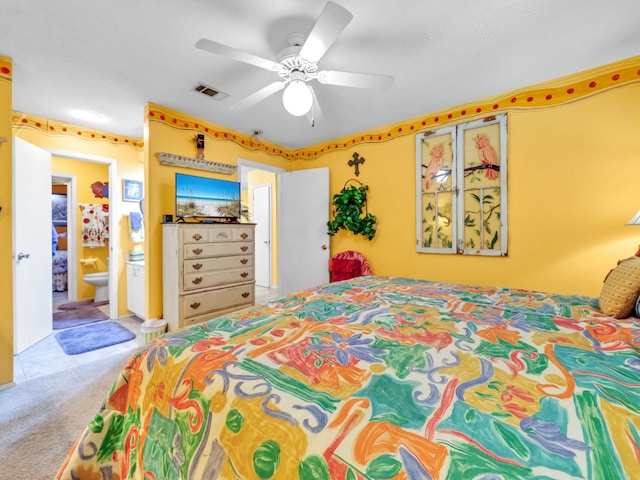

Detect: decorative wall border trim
147,108,295,159
12,112,144,148
11,56,640,160
148,56,640,161
0,56,12,81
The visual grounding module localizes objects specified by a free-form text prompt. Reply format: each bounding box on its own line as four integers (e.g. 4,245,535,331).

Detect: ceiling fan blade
229,81,286,111
317,70,394,89
195,38,279,72
299,2,353,63
306,85,323,126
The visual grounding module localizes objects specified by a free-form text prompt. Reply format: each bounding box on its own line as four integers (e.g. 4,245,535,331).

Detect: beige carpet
0,349,141,480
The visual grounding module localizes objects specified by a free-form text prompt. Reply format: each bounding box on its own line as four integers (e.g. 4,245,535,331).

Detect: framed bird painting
416,114,507,256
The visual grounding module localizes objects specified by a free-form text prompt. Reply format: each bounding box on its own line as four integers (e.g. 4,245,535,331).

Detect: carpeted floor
0,350,141,480
55,321,136,355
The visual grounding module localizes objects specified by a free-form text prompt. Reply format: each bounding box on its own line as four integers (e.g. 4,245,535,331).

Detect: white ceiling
2,0,639,150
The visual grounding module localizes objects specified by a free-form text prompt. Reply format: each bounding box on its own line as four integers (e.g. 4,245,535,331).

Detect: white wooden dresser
162,223,255,331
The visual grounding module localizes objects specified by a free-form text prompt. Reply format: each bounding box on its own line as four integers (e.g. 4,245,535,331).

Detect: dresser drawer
184,255,254,274
184,267,254,291
233,227,254,242
182,226,255,244
181,284,254,320
184,242,254,259
181,226,213,244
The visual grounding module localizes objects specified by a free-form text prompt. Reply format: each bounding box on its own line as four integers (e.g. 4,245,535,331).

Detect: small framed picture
123,179,143,202
52,193,68,226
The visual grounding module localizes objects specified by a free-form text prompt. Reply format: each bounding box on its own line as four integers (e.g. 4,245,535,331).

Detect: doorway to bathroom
47,150,118,325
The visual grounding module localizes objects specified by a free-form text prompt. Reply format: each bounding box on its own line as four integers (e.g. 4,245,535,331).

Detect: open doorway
47,148,119,321
238,160,331,297
51,175,73,312
238,159,284,293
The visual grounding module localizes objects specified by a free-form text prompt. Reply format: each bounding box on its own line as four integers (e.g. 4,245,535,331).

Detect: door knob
17,252,30,260
321,245,328,250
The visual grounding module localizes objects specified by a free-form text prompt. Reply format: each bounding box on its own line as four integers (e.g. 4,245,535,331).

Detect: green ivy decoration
327,181,377,240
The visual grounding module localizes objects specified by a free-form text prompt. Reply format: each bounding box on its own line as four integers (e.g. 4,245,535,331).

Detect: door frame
47,148,119,320
238,159,285,293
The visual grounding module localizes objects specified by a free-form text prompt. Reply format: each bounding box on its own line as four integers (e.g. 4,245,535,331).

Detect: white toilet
84,272,109,303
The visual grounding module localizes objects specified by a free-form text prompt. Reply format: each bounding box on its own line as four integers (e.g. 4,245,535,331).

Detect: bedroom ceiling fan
195,1,393,124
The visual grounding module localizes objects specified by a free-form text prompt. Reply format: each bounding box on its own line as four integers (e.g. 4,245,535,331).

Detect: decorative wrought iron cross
348,152,365,177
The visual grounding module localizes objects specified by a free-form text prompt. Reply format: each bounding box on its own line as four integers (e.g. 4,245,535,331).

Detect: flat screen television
175,173,241,221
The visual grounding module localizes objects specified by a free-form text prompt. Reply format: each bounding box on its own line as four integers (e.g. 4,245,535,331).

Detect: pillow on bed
599,256,640,318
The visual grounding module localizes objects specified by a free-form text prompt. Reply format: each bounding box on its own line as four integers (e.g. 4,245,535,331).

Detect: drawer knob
192,233,202,241
190,302,201,309
217,232,229,239
240,233,248,239
240,258,248,265
192,277,203,284
193,248,203,255
240,272,248,278
193,263,203,270
242,292,250,298
240,246,248,252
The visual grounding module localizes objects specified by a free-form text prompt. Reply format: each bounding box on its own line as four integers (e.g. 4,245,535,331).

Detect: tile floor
12,285,282,384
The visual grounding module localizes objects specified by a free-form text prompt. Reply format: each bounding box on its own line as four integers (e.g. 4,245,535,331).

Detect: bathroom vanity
126,260,145,319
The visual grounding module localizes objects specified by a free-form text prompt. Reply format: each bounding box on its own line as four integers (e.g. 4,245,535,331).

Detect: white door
253,183,271,287
13,137,53,354
278,167,330,296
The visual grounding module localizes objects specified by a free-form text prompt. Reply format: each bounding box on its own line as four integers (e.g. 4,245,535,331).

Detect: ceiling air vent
194,83,228,101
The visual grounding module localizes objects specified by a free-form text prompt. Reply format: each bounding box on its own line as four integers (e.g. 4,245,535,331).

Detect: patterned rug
53,306,108,330
55,322,136,355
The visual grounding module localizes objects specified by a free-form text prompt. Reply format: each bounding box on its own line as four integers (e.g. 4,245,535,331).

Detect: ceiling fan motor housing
276,46,318,83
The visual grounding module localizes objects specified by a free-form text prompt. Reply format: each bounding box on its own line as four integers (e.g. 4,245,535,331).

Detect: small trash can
140,318,167,346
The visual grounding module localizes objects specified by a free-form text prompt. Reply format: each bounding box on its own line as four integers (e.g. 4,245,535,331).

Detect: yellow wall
0,56,13,386
292,66,640,297
144,103,291,320
52,156,109,300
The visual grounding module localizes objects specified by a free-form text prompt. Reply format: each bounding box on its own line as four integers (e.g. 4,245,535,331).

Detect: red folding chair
328,250,372,282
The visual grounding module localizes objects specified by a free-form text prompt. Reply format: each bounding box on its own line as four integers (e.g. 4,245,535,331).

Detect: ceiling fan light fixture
282,80,313,116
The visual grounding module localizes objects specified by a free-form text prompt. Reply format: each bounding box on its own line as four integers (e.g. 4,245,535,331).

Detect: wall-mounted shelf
157,152,236,175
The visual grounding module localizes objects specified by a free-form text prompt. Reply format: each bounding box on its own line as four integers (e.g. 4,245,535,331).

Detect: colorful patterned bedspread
57,276,640,479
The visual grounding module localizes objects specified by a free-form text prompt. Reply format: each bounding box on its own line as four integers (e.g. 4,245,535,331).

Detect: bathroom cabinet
126,261,145,319
162,223,255,331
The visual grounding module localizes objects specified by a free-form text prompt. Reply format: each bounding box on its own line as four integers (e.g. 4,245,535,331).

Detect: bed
52,225,68,292
52,250,68,292
56,275,640,479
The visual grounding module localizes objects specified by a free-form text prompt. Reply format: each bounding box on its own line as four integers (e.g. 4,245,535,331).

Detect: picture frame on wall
52,193,68,226
123,179,143,202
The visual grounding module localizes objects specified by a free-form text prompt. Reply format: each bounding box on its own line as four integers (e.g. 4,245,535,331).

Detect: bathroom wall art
91,180,109,198
123,179,143,202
